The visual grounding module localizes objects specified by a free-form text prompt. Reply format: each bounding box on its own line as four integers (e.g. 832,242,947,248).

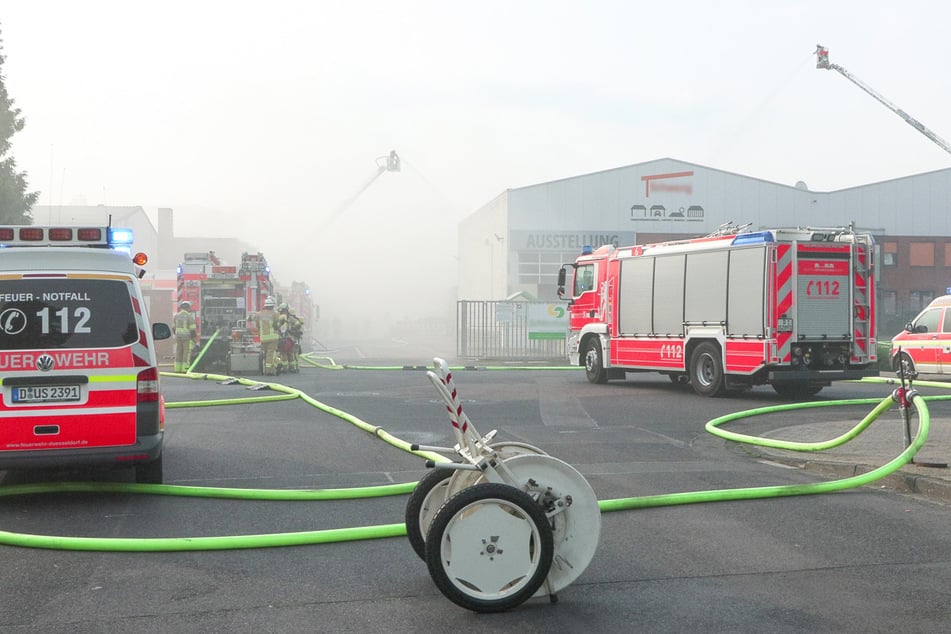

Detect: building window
518,251,577,287
883,241,897,266
909,242,935,267
944,242,951,266
880,290,897,316
909,290,935,312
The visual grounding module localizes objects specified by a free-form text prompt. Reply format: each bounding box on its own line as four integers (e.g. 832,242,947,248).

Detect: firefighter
254,297,280,375
276,303,295,373
287,307,304,372
173,301,198,373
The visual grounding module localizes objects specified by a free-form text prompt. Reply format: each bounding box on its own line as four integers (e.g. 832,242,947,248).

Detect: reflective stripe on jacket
174,310,197,340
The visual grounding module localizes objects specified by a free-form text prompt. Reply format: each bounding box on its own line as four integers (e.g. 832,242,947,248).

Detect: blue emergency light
731,231,775,246
581,245,593,255
108,228,135,246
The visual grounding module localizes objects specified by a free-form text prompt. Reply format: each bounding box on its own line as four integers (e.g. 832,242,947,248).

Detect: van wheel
583,338,608,384
892,352,917,378
135,454,164,484
690,342,725,397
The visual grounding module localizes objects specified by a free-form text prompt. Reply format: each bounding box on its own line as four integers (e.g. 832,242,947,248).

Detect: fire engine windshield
0,279,137,350
574,264,595,296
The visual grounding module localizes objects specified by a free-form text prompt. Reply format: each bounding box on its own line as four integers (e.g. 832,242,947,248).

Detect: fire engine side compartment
610,243,770,375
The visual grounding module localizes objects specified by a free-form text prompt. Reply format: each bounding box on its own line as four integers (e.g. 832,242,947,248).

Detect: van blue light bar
731,231,775,246
108,227,135,246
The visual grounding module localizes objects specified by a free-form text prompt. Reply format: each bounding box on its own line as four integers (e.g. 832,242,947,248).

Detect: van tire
135,454,164,484
892,352,916,378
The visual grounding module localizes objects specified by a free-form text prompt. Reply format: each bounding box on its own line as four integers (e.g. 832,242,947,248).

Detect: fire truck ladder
815,45,951,156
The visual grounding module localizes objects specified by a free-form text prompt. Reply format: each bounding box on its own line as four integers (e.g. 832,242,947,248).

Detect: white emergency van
890,295,951,376
0,226,171,483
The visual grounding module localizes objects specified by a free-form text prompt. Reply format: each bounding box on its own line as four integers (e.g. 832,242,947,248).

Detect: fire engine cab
0,226,171,482
557,224,878,397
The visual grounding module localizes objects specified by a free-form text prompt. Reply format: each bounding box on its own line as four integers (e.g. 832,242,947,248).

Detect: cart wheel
404,468,453,561
425,483,554,613
448,453,601,596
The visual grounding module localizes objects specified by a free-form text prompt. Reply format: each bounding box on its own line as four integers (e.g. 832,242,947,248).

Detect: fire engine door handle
589,310,595,317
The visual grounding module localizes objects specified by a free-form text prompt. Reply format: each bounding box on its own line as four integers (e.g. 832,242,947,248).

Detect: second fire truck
557,224,878,397
176,251,275,372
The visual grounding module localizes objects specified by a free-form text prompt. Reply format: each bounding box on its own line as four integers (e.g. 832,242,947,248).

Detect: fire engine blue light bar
731,231,775,246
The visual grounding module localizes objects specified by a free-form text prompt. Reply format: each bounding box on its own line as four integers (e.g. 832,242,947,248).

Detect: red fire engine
557,224,877,397
176,251,275,372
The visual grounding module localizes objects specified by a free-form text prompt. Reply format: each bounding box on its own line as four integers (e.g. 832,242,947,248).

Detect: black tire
892,352,917,378
134,454,163,484
405,468,453,561
425,483,554,613
772,382,824,398
689,342,726,397
583,337,608,384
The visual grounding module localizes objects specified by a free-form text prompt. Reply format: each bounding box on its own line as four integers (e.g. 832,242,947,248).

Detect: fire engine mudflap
404,358,600,613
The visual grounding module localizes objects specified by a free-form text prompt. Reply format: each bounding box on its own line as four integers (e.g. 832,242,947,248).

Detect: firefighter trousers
174,339,194,373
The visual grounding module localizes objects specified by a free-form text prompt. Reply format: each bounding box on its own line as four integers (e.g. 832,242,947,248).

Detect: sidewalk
751,388,951,504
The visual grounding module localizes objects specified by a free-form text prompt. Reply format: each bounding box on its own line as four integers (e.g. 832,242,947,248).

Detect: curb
754,450,951,505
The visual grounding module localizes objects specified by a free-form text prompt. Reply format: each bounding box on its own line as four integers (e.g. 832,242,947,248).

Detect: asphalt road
1,367,950,633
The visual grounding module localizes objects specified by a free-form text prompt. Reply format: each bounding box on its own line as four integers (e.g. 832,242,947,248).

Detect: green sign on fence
528,303,567,340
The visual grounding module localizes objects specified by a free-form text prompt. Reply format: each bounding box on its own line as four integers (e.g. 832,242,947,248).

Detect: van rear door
0,275,142,452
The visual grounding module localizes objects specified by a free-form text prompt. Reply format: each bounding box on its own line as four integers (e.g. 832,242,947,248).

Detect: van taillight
137,367,160,403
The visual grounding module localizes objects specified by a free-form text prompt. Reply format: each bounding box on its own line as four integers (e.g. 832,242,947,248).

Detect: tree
0,25,37,224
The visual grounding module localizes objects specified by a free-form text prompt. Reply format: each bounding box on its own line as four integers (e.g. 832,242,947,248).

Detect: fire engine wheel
690,342,726,397
583,338,608,384
425,483,554,613
772,382,824,398
405,468,453,561
892,352,916,377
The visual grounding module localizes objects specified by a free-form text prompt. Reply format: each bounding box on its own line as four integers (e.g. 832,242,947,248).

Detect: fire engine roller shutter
653,255,686,335
618,258,653,334
796,248,851,339
684,251,727,325
727,247,767,336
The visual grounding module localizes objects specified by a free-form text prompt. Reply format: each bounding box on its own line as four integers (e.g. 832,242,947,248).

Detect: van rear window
0,279,137,350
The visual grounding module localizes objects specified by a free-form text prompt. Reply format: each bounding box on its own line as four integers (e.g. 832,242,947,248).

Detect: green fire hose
0,372,939,551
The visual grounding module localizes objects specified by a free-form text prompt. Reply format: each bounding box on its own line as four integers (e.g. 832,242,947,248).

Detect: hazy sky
3,1,950,340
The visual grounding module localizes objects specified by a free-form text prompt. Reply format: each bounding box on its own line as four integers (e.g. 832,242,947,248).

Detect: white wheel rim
439,497,544,600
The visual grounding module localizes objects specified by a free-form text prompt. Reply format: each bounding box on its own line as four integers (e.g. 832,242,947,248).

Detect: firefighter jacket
174,309,198,341
256,308,279,343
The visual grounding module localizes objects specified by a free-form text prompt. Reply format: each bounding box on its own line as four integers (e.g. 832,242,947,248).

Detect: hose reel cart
406,358,601,612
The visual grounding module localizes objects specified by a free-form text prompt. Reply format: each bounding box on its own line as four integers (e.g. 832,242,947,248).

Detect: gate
456,300,568,361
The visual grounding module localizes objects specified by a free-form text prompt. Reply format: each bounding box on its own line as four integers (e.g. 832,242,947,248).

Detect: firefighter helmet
180,301,191,310
264,297,275,308
278,303,288,312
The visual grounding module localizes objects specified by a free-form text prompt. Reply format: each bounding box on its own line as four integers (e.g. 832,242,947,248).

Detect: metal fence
456,300,568,361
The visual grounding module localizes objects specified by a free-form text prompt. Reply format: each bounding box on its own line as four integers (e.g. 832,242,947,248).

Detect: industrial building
458,157,951,338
